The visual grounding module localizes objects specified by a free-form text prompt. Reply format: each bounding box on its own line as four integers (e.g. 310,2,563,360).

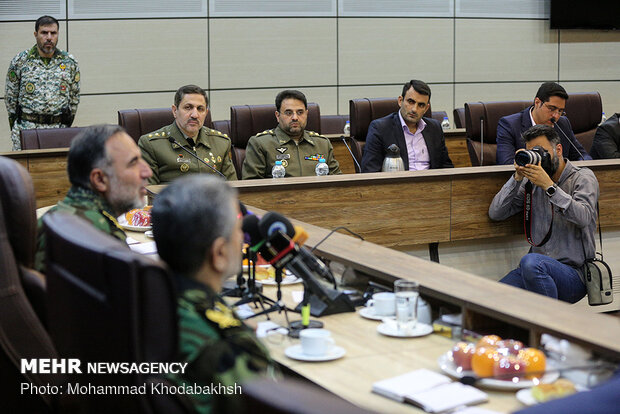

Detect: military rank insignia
8,71,17,82
276,147,288,153
59,63,66,70
282,160,289,168
304,154,324,161
75,72,80,82
25,82,35,93
180,163,190,173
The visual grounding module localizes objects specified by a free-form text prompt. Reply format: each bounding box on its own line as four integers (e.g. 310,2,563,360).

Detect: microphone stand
167,136,226,178
341,135,362,173
479,116,485,166
552,120,586,160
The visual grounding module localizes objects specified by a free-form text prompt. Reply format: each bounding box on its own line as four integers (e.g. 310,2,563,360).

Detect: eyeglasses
280,109,307,117
543,103,566,117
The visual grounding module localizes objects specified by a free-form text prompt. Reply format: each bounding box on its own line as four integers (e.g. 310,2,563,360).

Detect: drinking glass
394,279,419,334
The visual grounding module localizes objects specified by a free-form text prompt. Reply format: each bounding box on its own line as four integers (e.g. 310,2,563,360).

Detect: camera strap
524,181,554,247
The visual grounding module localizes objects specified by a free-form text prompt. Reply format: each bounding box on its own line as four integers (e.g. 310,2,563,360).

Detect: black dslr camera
514,146,552,169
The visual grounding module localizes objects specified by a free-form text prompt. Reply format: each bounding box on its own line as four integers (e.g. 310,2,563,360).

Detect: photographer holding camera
488,124,599,303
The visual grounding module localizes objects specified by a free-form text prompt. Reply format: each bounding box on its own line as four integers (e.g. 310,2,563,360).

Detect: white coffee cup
299,329,335,356
366,292,396,316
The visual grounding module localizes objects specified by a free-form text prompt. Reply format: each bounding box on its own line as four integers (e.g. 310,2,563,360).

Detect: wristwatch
545,183,558,197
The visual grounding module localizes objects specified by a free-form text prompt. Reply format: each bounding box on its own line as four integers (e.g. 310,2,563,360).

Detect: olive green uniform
167,274,278,414
138,122,237,184
5,45,80,151
34,186,127,273
242,126,341,179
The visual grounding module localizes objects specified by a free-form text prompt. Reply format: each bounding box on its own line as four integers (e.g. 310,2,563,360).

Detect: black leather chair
453,107,465,129
43,213,191,414
564,92,603,153
0,156,64,413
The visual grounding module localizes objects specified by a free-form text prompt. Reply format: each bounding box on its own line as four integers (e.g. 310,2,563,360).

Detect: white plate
359,306,394,321
516,384,587,406
117,215,151,231
144,230,154,238
284,344,346,362
377,321,433,338
437,352,560,390
243,265,301,285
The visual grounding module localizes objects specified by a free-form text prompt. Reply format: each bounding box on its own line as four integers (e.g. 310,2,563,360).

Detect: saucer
284,344,346,362
359,307,394,321
377,321,433,338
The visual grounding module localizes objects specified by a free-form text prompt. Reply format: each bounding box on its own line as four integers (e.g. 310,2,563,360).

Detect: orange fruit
471,346,500,377
518,348,546,379
476,335,502,348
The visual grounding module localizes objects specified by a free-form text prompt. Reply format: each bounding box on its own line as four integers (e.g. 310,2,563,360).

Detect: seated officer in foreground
35,124,152,272
242,89,341,178
138,84,237,183
151,175,278,413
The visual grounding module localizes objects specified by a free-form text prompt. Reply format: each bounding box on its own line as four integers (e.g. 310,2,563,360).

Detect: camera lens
515,151,532,166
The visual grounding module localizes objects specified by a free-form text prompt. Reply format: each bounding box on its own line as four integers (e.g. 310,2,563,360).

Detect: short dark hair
522,124,561,147
275,90,307,112
35,16,59,32
174,84,208,107
67,125,124,189
152,175,237,277
535,82,568,103
401,79,431,100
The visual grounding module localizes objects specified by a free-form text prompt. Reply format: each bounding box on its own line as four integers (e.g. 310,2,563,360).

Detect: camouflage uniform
34,186,126,273
138,122,237,184
167,274,278,414
5,45,80,151
242,125,341,179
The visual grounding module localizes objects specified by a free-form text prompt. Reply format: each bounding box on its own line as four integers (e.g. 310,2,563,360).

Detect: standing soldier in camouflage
138,84,237,183
5,15,80,151
35,125,152,273
242,90,341,179
152,175,278,414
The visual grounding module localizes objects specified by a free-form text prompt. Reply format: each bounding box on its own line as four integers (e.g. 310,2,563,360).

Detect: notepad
372,369,488,413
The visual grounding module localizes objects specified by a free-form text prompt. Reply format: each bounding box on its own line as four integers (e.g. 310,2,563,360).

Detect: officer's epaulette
205,127,230,139
308,131,327,139
256,129,274,137
146,130,169,140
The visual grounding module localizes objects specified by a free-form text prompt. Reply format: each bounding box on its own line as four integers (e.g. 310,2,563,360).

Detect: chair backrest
453,107,465,129
44,213,187,414
349,97,432,142
229,102,321,176
118,108,214,143
564,92,602,153
20,126,87,150
0,156,63,411
320,114,349,135
242,378,378,414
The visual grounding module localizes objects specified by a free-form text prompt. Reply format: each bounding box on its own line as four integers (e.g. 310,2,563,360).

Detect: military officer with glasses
496,82,591,165
242,90,341,179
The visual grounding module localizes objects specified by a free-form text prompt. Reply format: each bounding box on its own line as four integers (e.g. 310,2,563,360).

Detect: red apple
493,355,527,381
452,342,476,370
496,339,524,356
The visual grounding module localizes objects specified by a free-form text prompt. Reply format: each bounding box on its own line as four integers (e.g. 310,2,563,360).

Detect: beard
106,172,145,215
543,149,560,177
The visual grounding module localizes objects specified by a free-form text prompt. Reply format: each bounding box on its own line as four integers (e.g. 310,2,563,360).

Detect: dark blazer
361,112,453,172
591,112,620,159
496,107,592,165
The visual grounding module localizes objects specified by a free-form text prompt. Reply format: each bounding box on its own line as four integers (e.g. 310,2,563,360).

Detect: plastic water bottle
601,112,607,125
271,160,285,178
343,120,351,136
441,117,450,131
315,158,329,176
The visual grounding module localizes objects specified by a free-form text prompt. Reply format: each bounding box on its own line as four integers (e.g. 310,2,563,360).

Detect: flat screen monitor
550,0,620,30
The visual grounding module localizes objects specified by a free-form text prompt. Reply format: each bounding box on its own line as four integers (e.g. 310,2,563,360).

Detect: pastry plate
516,384,587,406
437,352,559,390
284,344,346,362
117,215,151,232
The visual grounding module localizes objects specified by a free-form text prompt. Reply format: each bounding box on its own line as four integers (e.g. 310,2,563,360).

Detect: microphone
242,214,261,246
341,136,362,173
167,136,226,178
550,119,585,160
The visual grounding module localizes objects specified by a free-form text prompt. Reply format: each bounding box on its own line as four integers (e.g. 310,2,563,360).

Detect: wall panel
559,30,620,81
